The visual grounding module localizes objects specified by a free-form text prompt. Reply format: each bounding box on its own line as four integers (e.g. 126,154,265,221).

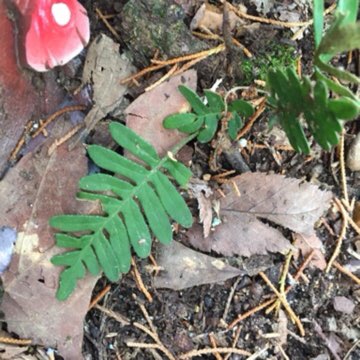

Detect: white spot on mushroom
51,3,71,26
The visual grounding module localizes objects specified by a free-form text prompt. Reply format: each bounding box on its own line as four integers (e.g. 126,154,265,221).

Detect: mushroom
10,0,90,71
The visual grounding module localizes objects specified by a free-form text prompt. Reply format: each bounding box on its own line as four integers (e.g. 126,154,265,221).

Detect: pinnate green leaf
50,122,193,300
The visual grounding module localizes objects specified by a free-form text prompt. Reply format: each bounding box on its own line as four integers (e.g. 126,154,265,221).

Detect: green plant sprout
164,0,360,154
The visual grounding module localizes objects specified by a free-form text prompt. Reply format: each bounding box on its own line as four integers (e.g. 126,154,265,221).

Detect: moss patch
241,41,297,85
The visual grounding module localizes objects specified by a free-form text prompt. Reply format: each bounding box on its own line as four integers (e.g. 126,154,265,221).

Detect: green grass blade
313,0,324,48
337,0,359,24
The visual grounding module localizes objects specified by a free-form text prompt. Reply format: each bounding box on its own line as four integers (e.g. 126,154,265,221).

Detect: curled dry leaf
187,173,332,257
188,180,214,238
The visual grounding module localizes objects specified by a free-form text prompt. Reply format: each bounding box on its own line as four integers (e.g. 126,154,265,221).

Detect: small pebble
333,296,355,314
347,133,360,171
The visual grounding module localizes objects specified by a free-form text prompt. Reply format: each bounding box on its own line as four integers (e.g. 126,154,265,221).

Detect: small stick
228,298,275,328
47,123,84,155
229,250,315,328
120,63,167,84
270,251,292,314
173,55,208,76
209,333,223,360
224,326,241,360
230,180,241,197
333,261,360,285
0,337,32,346
133,294,157,336
126,342,175,360
151,44,225,66
95,8,120,40
259,272,305,336
339,131,349,207
145,64,178,92
212,170,236,181
94,304,130,326
179,347,251,359
222,1,336,28
326,198,348,272
31,105,86,138
340,199,360,235
88,284,111,310
8,120,33,163
236,97,267,140
131,257,153,302
149,254,160,276
221,277,241,324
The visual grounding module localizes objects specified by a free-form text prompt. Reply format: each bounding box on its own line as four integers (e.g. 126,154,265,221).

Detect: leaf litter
187,172,332,257
153,241,243,290
0,120,100,359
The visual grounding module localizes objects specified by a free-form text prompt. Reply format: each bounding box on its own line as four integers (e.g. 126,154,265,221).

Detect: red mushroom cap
11,0,90,71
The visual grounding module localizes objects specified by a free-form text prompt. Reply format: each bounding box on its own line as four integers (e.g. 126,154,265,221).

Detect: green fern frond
50,122,194,300
267,67,360,154
163,85,254,142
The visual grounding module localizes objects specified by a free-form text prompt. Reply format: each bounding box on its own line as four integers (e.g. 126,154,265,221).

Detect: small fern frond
163,85,254,142
50,122,194,300
267,67,360,154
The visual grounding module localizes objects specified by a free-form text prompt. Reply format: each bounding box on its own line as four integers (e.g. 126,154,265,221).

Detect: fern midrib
70,132,198,273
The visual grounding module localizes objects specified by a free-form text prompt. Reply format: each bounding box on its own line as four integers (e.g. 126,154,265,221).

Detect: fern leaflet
51,122,194,300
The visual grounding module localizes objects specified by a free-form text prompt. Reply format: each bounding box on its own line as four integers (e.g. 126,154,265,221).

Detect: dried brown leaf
125,70,197,156
293,233,327,270
187,173,332,257
0,122,100,359
154,241,243,290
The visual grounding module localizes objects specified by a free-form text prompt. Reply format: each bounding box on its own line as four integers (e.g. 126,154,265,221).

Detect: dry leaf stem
259,272,305,336
326,198,349,272
131,257,153,302
228,250,315,329
95,8,120,40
